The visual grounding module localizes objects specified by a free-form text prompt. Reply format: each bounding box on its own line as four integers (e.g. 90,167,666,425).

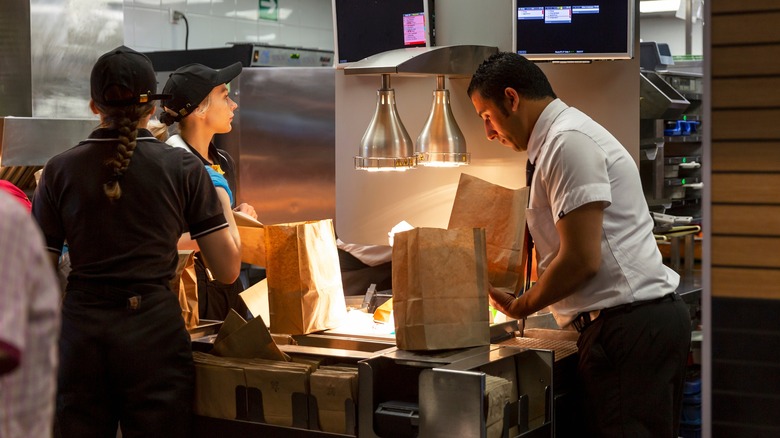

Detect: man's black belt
571,293,679,333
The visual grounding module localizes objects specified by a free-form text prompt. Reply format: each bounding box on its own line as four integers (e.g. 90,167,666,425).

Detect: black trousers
576,294,691,438
56,282,194,438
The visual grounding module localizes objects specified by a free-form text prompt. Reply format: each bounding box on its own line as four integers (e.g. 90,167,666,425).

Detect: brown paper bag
392,227,490,351
311,367,358,434
242,363,310,427
212,309,291,362
193,361,247,420
485,375,513,438
234,211,266,266
264,219,347,334
448,173,530,295
239,278,270,323
169,250,199,329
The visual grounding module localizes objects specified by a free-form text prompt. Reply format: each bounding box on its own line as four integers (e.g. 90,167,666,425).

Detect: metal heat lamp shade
354,74,417,171
416,75,469,167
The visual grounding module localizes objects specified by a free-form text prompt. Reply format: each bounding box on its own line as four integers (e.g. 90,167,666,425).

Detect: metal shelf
664,134,702,143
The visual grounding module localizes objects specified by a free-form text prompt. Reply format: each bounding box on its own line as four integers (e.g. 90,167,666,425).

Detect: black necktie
523,159,535,294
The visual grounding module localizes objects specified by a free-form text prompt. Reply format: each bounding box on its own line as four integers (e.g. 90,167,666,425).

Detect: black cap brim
214,62,243,85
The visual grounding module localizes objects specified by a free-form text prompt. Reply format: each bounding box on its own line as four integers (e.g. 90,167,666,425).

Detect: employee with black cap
160,62,256,320
32,46,242,437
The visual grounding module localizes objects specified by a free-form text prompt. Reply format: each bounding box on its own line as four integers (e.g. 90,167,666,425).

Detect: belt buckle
127,295,142,310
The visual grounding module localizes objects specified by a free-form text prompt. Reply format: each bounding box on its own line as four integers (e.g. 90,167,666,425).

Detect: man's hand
489,284,521,318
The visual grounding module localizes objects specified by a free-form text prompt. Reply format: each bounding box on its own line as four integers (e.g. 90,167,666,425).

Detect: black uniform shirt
32,128,227,285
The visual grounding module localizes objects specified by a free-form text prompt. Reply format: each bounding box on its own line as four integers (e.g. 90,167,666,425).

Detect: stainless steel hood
0,0,121,187
640,71,690,120
0,0,124,119
1,117,96,167
343,45,499,77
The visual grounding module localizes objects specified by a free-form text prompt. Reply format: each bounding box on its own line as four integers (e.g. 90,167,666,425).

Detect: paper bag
234,211,266,266
239,278,270,323
264,219,347,334
169,250,199,329
193,361,247,420
485,375,513,438
310,367,358,434
392,227,490,351
242,363,310,427
448,173,530,295
212,309,291,362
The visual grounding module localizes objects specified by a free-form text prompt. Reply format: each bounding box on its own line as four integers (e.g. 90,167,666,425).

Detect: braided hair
159,93,211,127
94,85,154,200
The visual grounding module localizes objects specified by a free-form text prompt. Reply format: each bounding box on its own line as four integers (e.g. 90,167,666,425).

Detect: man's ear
504,87,520,112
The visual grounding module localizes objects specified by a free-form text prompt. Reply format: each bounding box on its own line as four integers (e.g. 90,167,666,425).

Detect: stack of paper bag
193,352,313,426
485,375,513,438
240,359,313,427
310,365,359,434
192,355,246,420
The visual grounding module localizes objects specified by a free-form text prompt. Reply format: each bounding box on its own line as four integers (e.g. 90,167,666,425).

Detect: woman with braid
31,46,241,437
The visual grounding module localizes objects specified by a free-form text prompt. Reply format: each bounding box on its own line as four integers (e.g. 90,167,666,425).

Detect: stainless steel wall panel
29,0,124,118
223,67,336,225
0,0,126,118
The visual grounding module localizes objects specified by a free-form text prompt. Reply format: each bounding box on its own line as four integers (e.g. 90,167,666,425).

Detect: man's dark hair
467,52,557,115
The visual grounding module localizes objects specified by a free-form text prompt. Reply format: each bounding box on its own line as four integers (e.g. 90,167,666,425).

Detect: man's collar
527,98,567,165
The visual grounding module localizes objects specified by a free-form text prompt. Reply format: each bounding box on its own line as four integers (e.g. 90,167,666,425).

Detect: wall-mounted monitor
333,0,434,66
512,1,634,61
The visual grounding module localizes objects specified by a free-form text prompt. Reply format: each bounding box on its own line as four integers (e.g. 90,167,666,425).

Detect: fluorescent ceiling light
640,0,681,13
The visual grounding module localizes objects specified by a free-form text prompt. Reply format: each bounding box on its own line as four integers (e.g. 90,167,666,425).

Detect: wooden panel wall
711,2,780,299
710,2,780,436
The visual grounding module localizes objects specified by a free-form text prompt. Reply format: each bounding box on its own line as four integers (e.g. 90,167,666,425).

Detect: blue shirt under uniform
204,165,233,206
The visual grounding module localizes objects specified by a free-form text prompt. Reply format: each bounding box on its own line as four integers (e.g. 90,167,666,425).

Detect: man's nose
485,121,497,140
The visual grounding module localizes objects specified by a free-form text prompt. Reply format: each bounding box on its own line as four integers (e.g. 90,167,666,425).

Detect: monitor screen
512,1,634,61
333,0,434,65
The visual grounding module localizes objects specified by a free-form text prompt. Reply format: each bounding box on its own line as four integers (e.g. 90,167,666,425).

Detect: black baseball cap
161,62,242,120
90,46,170,106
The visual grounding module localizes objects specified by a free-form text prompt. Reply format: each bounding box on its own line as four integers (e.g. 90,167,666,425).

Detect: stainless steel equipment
30,0,123,119
359,345,553,438
144,43,334,72
216,67,336,225
0,0,118,190
640,70,691,209
0,117,96,190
